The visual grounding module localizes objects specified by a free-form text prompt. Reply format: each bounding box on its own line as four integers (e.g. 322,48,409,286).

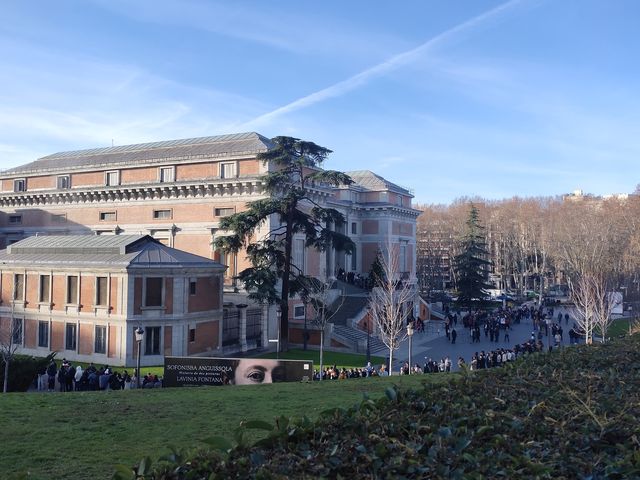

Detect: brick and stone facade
0,133,420,346
0,235,225,366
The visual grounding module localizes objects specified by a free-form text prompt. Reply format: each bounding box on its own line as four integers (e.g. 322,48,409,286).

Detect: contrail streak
244,0,529,127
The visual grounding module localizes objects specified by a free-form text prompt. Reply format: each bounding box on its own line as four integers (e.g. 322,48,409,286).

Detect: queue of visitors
36,359,162,392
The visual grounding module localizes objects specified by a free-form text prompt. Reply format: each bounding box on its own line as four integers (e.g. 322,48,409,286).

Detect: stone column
237,303,248,353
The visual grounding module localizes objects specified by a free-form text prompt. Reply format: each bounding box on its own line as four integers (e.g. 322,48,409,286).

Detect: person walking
451,328,457,344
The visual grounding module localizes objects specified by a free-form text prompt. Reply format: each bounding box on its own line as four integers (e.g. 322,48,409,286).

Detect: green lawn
605,317,637,338
1,375,429,480
257,348,386,369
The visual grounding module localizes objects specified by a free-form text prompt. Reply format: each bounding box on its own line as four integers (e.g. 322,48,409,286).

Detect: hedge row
116,336,640,479
0,353,55,392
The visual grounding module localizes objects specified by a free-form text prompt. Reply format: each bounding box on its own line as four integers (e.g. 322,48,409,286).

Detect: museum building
0,132,420,353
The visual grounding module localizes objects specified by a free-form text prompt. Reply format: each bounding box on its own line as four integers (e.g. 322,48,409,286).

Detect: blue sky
1,0,638,203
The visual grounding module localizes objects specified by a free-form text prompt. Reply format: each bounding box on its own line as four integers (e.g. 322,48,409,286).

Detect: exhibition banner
163,356,313,387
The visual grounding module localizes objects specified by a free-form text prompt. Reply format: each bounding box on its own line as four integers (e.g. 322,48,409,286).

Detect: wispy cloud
89,0,402,59
242,0,532,128
0,40,267,165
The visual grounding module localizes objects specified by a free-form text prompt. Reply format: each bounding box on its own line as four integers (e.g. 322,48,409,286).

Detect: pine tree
453,205,492,309
214,136,354,351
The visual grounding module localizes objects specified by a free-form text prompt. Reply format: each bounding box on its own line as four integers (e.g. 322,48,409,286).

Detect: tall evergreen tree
214,136,354,351
453,205,492,309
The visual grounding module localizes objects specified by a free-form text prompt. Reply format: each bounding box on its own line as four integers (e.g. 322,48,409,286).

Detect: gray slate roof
346,170,411,195
0,235,224,270
3,132,273,176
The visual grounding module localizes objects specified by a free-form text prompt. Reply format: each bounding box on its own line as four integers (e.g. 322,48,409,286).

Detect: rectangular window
94,325,107,354
96,277,108,306
399,244,407,273
293,238,305,273
145,326,161,355
51,213,67,223
13,274,24,301
57,175,71,189
351,247,357,271
14,179,26,192
99,211,117,221
189,328,196,343
189,280,197,296
220,162,236,179
153,209,172,220
397,195,403,206
67,275,78,304
9,215,22,224
38,321,49,348
39,275,51,303
351,222,357,234
159,166,175,183
214,207,235,217
65,323,77,351
105,171,119,186
12,318,23,345
293,305,305,318
145,277,163,307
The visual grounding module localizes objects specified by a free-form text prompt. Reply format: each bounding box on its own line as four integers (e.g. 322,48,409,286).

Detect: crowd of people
37,359,162,392
313,361,388,380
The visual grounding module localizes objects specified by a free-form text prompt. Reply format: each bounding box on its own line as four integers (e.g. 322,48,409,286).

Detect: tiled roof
8,234,147,255
346,170,411,194
0,234,224,269
3,132,273,176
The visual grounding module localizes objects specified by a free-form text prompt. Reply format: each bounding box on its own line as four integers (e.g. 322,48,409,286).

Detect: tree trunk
279,204,295,352
388,343,394,376
3,359,9,393
319,329,324,381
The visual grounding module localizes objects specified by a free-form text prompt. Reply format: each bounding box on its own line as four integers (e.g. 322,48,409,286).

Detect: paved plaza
389,304,580,373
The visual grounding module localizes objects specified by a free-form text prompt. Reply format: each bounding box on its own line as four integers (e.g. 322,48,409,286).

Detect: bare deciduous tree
568,273,600,344
300,277,345,380
0,313,22,393
367,242,417,374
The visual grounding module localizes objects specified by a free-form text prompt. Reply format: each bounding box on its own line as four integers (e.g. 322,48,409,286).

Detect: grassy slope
1,375,428,480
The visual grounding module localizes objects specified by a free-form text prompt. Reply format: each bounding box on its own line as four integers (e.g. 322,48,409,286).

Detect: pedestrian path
389,305,578,372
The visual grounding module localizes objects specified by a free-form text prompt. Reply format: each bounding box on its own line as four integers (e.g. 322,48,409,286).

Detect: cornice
0,178,267,207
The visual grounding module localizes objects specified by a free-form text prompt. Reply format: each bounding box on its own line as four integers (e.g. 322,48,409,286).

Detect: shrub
115,336,640,479
0,352,56,392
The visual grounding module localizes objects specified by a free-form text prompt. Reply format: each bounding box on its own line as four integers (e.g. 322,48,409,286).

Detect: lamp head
135,326,144,342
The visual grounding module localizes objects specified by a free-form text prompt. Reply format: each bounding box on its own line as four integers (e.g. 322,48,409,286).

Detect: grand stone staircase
326,280,388,355
332,324,388,355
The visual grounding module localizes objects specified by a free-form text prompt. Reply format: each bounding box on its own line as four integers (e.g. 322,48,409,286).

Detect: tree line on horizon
416,193,640,309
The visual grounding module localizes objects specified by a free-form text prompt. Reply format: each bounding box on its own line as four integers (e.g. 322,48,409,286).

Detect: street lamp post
407,322,414,374
276,307,281,359
303,299,308,351
365,320,371,364
134,326,144,389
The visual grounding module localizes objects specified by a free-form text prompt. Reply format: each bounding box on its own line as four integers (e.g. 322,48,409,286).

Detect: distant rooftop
346,170,411,195
2,132,273,176
1,234,224,270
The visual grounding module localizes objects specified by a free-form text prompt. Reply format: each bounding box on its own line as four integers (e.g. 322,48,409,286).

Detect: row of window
10,320,163,356
10,162,240,193
5,207,236,226
10,275,198,308
11,274,109,306
10,319,107,354
98,207,235,222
